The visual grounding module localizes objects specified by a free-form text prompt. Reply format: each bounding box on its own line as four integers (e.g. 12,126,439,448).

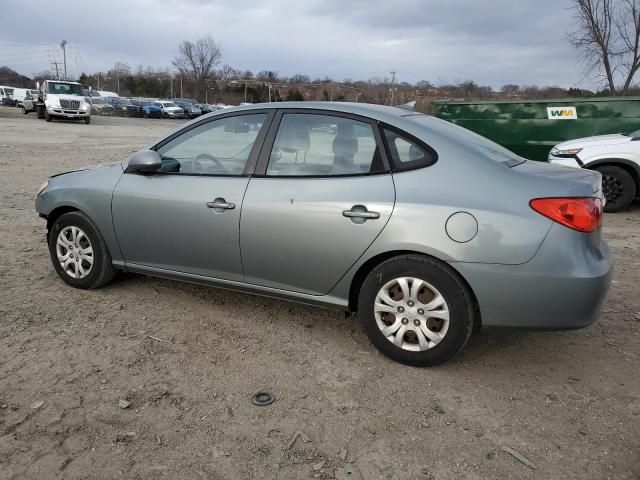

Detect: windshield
48,82,83,96
162,102,177,107
92,98,106,104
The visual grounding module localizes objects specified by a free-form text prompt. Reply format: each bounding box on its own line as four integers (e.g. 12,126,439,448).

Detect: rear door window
266,113,384,176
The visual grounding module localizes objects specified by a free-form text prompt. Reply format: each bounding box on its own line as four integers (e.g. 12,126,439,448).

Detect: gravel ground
0,106,638,480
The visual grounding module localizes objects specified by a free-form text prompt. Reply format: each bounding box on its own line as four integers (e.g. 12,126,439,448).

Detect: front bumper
165,111,184,118
453,224,613,329
47,105,90,118
548,154,582,168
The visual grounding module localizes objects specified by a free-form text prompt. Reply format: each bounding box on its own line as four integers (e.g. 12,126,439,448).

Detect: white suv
549,129,640,212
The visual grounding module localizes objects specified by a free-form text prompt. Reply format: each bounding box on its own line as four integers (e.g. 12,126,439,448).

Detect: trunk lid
511,160,603,201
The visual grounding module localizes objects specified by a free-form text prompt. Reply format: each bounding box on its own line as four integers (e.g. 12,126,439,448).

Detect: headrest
278,123,310,152
333,122,358,158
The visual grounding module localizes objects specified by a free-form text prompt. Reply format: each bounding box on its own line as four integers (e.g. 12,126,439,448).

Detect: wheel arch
45,205,81,238
585,158,640,194
347,250,482,328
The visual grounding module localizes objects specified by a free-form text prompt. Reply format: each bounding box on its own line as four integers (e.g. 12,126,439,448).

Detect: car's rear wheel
358,255,475,367
597,165,636,213
48,212,116,289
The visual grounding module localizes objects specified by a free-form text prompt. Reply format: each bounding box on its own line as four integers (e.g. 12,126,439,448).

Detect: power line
0,42,58,47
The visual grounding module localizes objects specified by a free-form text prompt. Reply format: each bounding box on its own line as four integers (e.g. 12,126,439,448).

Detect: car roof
211,101,421,123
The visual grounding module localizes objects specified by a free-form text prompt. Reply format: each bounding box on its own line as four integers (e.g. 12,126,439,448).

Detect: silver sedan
35,102,612,366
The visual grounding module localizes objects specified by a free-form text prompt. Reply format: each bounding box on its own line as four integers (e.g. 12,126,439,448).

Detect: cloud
0,0,588,88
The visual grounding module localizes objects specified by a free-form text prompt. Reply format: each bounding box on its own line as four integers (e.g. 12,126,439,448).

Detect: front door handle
206,198,236,211
342,205,380,222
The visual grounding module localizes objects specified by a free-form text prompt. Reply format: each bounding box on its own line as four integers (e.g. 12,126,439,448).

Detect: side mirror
126,150,162,173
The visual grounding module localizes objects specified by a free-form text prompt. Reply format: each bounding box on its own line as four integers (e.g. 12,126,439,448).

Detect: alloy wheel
602,174,624,203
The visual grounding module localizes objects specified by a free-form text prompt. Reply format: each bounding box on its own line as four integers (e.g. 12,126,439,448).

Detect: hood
50,160,124,178
50,94,88,102
554,133,630,150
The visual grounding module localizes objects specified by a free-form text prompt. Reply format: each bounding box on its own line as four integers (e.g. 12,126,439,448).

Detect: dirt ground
0,105,638,480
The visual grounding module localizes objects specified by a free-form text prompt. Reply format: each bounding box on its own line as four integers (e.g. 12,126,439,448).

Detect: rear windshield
626,128,640,137
408,114,525,166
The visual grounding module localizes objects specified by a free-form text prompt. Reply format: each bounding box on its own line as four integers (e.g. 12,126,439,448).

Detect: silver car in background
35,102,612,366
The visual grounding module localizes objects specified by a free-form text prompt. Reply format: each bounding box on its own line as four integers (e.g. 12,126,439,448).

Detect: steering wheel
193,153,223,173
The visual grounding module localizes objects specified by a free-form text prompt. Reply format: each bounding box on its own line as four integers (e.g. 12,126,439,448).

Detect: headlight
36,180,49,196
551,147,582,158
80,104,89,111
46,100,59,108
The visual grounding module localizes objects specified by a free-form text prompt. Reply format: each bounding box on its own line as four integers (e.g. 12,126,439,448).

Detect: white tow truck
22,80,91,124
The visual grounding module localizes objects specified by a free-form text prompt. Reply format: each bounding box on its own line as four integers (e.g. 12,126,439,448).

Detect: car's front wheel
48,211,117,289
596,165,636,213
358,255,475,367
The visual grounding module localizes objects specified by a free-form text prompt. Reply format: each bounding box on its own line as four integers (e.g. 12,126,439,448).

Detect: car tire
596,165,636,213
84,117,91,125
22,106,27,114
45,110,51,122
358,255,475,367
48,211,117,289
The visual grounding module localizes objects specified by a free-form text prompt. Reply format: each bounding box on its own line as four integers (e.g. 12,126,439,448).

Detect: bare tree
173,36,221,100
570,0,640,94
218,64,239,81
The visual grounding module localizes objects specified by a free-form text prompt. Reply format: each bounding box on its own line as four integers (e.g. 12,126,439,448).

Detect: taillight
530,197,603,233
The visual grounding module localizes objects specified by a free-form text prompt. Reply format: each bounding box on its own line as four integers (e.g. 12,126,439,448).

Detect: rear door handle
342,205,380,220
206,198,235,210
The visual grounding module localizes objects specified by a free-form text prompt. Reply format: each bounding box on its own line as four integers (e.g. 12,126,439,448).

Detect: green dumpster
432,97,640,161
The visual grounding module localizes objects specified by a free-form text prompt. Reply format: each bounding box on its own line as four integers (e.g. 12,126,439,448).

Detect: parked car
141,101,162,118
96,90,119,98
549,129,640,212
0,86,16,106
34,102,612,367
15,89,40,108
108,97,134,116
175,101,202,118
199,103,220,114
126,99,146,117
90,97,115,116
153,101,184,118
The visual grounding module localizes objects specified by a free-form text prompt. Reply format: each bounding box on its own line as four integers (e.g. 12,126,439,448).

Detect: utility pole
74,48,79,81
51,61,61,79
244,81,248,103
60,40,67,80
390,71,397,106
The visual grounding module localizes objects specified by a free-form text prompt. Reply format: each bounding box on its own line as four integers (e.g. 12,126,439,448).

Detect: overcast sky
0,0,591,89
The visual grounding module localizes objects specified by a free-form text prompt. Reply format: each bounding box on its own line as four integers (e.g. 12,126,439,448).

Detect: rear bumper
453,225,613,329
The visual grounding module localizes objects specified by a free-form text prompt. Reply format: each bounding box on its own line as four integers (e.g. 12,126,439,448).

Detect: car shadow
105,272,583,368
